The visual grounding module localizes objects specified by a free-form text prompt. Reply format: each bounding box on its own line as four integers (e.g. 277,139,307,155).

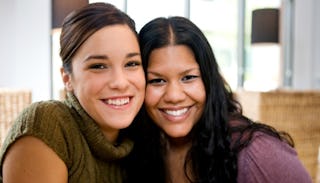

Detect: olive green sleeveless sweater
0,93,134,183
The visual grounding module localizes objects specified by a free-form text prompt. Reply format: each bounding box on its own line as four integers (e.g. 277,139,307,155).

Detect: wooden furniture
0,89,32,147
235,90,320,182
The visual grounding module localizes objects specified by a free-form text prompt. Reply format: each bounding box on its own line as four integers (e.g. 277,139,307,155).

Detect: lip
101,96,133,109
159,106,191,122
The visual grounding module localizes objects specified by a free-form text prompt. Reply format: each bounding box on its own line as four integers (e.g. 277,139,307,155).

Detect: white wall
0,0,51,102
0,1,15,91
312,0,320,89
293,0,320,89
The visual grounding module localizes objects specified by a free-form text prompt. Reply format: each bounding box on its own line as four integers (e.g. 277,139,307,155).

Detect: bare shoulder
2,136,68,183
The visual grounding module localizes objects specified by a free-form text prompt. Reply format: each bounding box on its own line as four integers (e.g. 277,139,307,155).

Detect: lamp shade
251,8,279,44
52,0,88,29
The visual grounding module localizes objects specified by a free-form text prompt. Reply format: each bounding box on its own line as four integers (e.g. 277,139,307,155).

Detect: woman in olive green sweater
0,3,145,183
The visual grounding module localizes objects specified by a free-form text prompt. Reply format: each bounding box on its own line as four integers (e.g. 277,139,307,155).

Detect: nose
109,68,129,90
163,81,186,103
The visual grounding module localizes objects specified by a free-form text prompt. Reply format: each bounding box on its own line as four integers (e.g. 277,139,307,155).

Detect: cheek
145,86,162,107
186,82,206,105
72,74,103,96
131,70,146,89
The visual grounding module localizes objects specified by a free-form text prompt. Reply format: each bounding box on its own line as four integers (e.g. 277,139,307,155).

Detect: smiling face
61,25,145,142
145,45,206,140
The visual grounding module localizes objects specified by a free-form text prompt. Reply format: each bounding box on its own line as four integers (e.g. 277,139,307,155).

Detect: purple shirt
237,132,312,183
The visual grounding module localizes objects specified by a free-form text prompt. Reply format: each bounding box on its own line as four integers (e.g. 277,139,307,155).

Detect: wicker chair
0,88,32,147
235,90,320,182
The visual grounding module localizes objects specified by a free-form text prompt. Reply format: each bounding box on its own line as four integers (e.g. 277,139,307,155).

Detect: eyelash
148,78,165,84
89,64,106,69
125,61,141,68
88,61,141,70
182,75,198,81
148,75,199,84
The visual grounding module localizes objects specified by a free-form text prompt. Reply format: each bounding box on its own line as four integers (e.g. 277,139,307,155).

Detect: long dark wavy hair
125,16,293,183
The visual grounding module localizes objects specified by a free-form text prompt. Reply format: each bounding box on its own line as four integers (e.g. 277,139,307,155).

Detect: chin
165,130,189,138
107,121,132,130
117,122,132,129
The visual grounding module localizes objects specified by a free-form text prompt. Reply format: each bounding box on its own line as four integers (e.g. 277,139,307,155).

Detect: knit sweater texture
0,93,134,183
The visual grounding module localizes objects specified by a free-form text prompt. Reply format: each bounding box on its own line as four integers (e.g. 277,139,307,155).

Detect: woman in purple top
124,16,312,183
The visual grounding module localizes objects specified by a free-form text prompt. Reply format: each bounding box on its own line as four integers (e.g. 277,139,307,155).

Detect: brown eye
125,61,141,68
181,75,198,81
148,78,166,85
89,64,107,69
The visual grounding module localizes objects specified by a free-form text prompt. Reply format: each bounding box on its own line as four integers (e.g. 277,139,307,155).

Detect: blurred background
0,0,319,101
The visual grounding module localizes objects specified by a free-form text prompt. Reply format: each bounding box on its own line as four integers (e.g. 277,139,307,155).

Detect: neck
165,137,193,183
102,129,119,145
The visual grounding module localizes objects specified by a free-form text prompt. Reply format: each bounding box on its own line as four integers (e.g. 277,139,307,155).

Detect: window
51,0,286,99
126,0,187,31
190,0,238,90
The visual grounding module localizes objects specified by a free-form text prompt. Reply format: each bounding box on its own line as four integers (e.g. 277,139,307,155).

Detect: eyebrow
147,67,200,76
83,55,108,62
83,52,140,62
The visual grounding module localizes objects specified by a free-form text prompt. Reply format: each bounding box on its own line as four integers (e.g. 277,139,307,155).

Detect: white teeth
164,108,188,116
106,97,129,106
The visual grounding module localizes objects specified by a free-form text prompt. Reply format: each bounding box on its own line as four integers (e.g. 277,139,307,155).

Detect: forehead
148,45,198,69
85,24,138,50
73,24,140,61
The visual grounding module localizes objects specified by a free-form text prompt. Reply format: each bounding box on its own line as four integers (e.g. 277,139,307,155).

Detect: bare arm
2,136,68,183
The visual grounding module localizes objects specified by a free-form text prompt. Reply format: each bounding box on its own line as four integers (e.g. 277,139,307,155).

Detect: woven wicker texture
0,89,32,147
236,90,320,182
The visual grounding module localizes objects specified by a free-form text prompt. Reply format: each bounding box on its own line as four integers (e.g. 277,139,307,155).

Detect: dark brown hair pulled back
59,2,137,73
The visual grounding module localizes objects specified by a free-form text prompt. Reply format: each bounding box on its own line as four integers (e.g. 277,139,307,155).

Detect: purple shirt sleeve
237,132,313,183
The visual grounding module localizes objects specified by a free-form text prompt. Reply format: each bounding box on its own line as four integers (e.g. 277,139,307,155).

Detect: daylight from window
52,0,283,99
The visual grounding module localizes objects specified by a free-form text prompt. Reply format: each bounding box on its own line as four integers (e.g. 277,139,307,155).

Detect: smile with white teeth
164,108,188,116
106,97,130,106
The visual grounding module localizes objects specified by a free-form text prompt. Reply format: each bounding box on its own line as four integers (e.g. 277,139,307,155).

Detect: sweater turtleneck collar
64,92,134,161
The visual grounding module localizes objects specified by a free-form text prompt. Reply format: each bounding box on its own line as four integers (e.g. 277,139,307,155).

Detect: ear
60,67,73,91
